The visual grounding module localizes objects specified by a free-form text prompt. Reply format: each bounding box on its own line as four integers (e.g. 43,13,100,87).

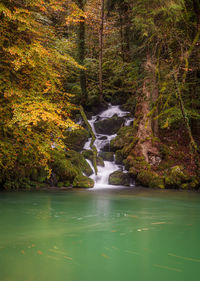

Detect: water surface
0,188,200,281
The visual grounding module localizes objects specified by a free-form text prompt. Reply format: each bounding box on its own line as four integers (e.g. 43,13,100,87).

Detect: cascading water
84,104,133,189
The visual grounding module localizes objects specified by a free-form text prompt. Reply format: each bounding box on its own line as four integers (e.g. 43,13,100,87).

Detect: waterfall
83,104,133,188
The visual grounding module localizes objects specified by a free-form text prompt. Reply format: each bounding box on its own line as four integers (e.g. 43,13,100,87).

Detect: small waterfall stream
83,104,133,189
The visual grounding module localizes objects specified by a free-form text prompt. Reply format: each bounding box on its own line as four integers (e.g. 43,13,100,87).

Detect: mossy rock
82,149,104,167
65,150,93,177
63,128,89,152
124,155,150,171
94,116,125,135
120,95,136,114
115,150,124,164
110,126,135,152
72,175,94,188
164,166,191,189
98,152,114,162
109,171,130,186
50,149,80,182
137,170,165,189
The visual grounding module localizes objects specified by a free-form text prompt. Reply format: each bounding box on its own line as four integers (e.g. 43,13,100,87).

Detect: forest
0,0,200,190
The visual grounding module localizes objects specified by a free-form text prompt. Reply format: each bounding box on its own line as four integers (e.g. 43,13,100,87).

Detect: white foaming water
83,104,132,188
99,105,129,118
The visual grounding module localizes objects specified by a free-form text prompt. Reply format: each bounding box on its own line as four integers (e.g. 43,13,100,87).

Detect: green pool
0,188,200,281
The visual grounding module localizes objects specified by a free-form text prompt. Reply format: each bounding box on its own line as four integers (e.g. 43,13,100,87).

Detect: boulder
99,152,114,162
164,166,190,188
110,126,134,151
73,175,94,188
94,116,125,135
115,150,124,164
109,171,130,186
82,150,104,167
65,150,93,177
136,170,165,189
63,128,89,152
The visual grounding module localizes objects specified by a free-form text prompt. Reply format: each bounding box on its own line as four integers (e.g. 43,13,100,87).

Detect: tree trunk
99,0,104,103
77,0,87,104
130,55,161,165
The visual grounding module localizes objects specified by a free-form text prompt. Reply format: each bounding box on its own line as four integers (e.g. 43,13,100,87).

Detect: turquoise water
0,188,200,281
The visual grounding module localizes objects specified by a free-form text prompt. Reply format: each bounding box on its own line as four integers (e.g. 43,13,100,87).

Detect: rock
65,150,93,177
72,175,94,188
97,156,105,167
99,152,114,161
164,166,190,188
109,171,130,186
98,136,107,140
50,149,79,182
63,128,89,152
100,142,113,152
110,126,134,151
115,150,124,164
137,170,165,189
94,116,125,135
82,150,104,167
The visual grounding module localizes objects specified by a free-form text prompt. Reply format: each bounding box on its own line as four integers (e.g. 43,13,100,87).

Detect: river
0,188,200,281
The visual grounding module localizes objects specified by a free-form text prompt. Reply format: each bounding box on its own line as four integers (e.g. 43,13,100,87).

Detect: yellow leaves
0,3,12,19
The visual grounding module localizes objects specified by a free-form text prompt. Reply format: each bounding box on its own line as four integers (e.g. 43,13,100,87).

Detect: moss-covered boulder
63,128,89,151
65,150,93,177
137,170,165,189
110,126,135,152
115,150,124,164
50,149,79,182
109,171,130,186
164,166,190,188
72,175,94,188
82,149,104,167
99,152,114,161
94,116,125,135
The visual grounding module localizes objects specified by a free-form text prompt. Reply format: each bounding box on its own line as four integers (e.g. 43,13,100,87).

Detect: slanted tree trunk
77,0,87,104
99,0,104,103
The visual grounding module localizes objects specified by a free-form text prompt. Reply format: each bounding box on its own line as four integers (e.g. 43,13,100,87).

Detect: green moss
124,155,150,171
82,150,104,167
110,126,135,151
65,150,93,177
137,170,165,189
98,152,114,161
108,171,130,186
115,150,124,164
164,166,191,188
63,128,89,152
72,175,94,188
50,149,80,182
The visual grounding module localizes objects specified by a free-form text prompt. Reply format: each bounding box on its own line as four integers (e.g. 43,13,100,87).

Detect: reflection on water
0,188,200,281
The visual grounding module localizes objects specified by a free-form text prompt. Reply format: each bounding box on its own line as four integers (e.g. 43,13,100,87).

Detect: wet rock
72,175,94,188
100,142,113,152
99,152,114,162
82,150,105,167
109,171,130,186
98,136,107,140
94,116,125,135
63,128,89,152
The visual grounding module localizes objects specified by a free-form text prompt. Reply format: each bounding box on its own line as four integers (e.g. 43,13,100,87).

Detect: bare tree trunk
99,0,104,103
